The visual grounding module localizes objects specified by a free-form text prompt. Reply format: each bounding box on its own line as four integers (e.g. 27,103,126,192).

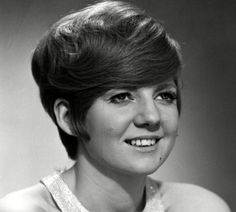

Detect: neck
64,155,147,212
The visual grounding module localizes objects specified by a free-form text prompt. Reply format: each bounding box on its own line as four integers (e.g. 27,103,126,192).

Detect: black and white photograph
0,0,235,211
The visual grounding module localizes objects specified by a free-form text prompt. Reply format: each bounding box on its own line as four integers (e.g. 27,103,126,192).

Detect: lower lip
124,139,161,152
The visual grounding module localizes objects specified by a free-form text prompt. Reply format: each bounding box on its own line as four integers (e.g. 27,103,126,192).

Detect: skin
0,80,231,212
79,81,179,177
68,80,179,212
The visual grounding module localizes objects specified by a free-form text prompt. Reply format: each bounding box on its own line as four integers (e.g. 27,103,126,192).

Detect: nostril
134,109,161,127
134,114,161,131
150,123,160,131
133,97,161,129
144,121,160,131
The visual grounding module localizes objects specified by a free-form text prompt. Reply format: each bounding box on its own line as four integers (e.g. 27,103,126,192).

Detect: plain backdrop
0,0,235,210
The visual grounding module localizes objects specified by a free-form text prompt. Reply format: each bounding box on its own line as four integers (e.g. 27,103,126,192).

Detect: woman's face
81,80,179,176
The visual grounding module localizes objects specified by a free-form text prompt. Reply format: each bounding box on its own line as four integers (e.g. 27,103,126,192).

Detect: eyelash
109,92,134,104
109,91,177,105
156,91,177,103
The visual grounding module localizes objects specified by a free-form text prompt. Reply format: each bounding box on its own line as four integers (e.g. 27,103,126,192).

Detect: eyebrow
102,89,125,98
103,82,177,98
154,82,177,91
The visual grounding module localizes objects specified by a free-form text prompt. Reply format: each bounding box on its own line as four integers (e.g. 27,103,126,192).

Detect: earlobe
54,99,74,136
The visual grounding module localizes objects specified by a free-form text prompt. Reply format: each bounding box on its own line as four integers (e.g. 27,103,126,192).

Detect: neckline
41,172,164,212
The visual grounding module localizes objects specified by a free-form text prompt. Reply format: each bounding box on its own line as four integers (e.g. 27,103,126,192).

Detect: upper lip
125,135,162,141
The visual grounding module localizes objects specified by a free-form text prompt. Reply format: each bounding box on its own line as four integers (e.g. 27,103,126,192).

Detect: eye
156,91,177,104
109,92,134,104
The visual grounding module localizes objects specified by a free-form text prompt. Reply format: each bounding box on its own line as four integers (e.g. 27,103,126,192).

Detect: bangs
99,65,180,91
88,34,182,91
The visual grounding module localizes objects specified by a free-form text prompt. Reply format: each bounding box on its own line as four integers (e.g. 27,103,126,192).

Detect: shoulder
0,183,57,212
159,181,231,212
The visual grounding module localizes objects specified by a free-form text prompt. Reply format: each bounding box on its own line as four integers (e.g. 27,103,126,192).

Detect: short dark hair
31,0,182,160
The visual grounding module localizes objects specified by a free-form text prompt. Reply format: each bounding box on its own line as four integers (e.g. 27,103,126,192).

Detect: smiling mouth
124,137,161,147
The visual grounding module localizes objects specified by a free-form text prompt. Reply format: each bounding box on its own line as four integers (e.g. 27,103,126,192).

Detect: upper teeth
129,139,157,147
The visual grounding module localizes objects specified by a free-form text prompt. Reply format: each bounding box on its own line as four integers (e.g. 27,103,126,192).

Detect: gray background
0,0,235,210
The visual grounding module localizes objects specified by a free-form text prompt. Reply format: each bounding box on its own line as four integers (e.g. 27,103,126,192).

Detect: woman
0,1,230,211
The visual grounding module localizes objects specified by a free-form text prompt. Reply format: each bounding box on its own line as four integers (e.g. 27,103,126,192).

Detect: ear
53,99,74,136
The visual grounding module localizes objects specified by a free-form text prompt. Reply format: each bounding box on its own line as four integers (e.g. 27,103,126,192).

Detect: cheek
85,104,133,140
161,107,179,134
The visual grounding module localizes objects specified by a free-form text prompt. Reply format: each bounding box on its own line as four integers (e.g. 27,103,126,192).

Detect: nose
133,98,161,131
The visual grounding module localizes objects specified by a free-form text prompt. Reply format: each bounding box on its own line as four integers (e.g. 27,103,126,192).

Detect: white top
41,172,165,212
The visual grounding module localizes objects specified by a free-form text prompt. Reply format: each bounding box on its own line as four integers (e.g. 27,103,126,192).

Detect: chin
123,159,164,176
